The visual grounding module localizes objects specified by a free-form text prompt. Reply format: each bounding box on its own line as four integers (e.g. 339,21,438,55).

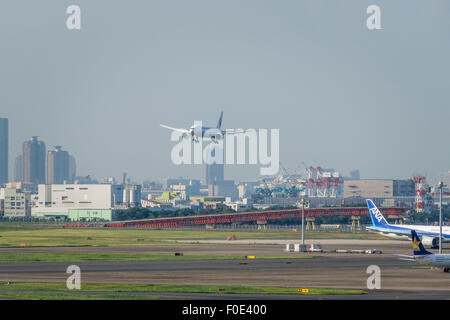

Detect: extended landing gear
443,268,449,273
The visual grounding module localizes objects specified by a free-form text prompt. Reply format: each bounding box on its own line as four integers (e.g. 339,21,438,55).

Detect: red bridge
66,206,405,229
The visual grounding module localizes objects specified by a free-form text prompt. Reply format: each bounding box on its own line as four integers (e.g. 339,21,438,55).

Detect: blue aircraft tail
411,230,432,256
366,199,389,227
217,111,223,129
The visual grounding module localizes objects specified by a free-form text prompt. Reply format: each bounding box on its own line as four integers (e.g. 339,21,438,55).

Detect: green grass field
0,292,160,300
0,225,371,300
0,226,387,248
0,252,316,263
0,282,366,299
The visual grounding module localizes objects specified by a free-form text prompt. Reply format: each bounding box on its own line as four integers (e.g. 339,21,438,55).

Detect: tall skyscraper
14,154,23,182
23,136,46,184
0,118,7,185
47,146,70,184
201,147,224,185
69,155,76,183
202,163,224,185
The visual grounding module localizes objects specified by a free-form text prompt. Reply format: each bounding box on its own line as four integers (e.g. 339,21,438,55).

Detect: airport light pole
300,198,309,246
437,181,444,254
301,199,304,245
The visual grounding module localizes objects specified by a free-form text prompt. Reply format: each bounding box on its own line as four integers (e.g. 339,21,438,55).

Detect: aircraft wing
160,124,189,134
393,254,416,261
222,129,256,135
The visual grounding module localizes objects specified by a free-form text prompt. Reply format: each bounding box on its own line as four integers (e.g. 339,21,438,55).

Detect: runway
0,240,448,299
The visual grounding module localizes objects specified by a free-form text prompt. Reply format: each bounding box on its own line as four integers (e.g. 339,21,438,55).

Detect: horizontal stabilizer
394,254,415,261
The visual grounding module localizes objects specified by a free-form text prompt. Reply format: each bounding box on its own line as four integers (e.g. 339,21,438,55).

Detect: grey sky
0,1,449,183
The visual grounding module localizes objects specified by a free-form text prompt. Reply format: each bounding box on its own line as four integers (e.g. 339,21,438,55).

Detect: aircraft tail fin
366,199,389,227
412,230,432,256
217,111,223,129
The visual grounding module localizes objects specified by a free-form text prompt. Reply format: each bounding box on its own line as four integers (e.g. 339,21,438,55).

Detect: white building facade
32,184,123,218
3,187,31,218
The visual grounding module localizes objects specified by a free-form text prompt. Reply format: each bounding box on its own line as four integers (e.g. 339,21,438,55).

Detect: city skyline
0,118,7,185
1,134,78,186
0,1,449,184
22,136,46,185
0,121,448,185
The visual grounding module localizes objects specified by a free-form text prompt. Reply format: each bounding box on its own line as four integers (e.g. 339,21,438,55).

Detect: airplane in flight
160,111,248,143
395,230,450,272
366,199,450,248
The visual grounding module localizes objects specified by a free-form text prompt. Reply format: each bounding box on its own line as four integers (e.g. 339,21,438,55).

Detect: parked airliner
395,230,450,272
366,199,450,248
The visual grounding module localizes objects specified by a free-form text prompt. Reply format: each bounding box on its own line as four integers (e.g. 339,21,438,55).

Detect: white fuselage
401,225,450,234
190,125,222,141
368,224,450,242
416,254,450,268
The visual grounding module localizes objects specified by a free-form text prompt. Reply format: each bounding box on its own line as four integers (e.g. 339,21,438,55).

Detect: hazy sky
1,1,449,184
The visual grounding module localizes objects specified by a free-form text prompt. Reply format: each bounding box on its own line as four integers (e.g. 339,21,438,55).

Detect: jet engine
421,236,439,249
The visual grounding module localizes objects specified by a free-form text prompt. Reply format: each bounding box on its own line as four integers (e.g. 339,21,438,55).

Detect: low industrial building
190,196,226,210
343,179,416,208
343,179,415,198
208,180,238,200
122,185,141,207
224,198,253,212
170,181,201,199
32,184,124,220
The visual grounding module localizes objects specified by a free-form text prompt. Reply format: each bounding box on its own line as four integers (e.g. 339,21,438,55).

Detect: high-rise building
23,136,46,184
47,146,70,184
201,146,224,185
14,154,23,182
202,163,224,185
69,155,76,183
0,118,8,186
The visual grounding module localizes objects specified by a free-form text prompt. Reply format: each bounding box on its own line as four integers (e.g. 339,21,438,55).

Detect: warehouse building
344,179,415,198
32,184,123,220
343,179,415,207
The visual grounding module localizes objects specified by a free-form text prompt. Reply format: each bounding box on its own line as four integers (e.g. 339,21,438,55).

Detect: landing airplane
395,230,450,272
366,199,450,248
160,111,248,143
